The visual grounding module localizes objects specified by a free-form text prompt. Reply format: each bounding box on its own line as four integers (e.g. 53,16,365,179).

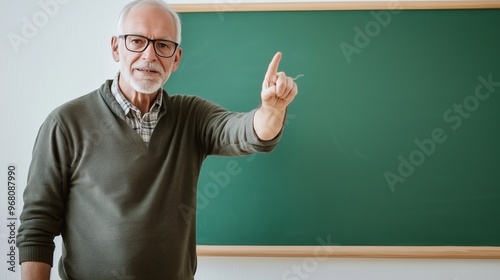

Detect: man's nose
142,42,157,61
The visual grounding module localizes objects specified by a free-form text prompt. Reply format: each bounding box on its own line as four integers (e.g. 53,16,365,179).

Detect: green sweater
17,80,282,279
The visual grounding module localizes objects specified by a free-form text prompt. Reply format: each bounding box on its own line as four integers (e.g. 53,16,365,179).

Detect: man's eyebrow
149,35,175,41
125,33,174,41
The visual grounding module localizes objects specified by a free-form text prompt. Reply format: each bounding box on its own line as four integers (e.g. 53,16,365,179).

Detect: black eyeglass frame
118,34,179,58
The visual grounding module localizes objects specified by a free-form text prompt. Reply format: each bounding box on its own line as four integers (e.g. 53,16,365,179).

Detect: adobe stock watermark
384,74,500,192
7,0,70,54
281,235,339,280
211,0,243,21
339,1,402,63
178,113,298,223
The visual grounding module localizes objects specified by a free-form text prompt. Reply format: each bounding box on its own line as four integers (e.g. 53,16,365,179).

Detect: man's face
112,5,182,95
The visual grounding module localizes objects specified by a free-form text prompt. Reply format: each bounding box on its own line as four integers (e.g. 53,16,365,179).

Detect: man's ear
171,47,182,72
111,36,119,62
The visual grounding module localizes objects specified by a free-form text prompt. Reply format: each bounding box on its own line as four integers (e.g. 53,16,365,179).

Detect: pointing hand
261,52,298,110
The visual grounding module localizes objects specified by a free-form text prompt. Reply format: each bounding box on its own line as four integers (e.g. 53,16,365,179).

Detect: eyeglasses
118,34,179,58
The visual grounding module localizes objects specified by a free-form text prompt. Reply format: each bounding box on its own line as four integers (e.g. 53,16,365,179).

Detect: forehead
121,4,176,38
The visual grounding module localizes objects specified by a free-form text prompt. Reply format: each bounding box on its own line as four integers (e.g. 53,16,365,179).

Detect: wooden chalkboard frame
172,1,500,12
174,3,500,259
198,246,500,259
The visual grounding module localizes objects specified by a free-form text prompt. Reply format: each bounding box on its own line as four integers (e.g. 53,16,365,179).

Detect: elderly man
17,0,298,279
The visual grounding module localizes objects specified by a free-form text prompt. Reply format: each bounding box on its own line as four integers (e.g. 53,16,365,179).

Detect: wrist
259,104,286,116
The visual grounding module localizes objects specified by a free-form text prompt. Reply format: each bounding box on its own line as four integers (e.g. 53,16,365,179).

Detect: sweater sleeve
17,114,70,266
196,99,284,156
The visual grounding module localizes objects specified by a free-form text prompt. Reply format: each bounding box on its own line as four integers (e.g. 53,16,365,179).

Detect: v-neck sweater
17,80,282,280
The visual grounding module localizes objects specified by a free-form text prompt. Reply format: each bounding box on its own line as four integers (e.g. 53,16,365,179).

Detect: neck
126,90,158,115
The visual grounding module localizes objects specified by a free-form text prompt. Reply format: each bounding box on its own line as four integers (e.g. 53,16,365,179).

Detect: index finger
265,52,282,79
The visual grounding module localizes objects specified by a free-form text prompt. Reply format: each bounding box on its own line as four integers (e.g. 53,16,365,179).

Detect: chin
131,79,163,94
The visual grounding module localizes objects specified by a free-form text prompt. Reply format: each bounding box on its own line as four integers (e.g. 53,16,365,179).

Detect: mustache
133,62,163,73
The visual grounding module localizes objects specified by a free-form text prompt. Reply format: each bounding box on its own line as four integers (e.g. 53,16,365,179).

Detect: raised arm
254,52,298,141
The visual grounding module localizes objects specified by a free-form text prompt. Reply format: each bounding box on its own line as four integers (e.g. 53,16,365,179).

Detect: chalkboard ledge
197,246,500,259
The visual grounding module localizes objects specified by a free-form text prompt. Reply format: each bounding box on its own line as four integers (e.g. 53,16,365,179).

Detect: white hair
117,0,182,44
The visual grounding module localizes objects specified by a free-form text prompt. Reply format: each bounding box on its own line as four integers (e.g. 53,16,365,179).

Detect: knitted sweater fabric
17,80,282,280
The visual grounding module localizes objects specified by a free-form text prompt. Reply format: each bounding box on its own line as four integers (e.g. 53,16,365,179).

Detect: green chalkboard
165,9,500,246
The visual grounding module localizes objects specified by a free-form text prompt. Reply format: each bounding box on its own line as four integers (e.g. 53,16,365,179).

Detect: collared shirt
111,73,163,146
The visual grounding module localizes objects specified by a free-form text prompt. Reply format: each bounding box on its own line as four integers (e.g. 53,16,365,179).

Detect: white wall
196,257,500,280
1,1,499,279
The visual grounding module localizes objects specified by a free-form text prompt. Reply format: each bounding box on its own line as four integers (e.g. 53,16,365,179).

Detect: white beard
120,60,171,94
130,75,165,94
